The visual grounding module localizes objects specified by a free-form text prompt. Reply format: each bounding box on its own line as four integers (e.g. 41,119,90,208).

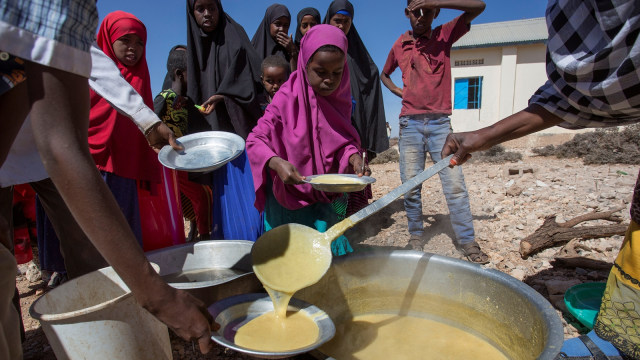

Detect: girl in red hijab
88,11,179,247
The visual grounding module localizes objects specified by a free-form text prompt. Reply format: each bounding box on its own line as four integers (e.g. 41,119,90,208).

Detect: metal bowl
145,241,262,307
158,131,245,172
209,293,336,359
305,174,376,193
296,250,564,360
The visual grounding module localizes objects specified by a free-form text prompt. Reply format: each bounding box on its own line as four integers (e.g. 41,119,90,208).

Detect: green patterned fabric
264,187,353,256
331,193,348,220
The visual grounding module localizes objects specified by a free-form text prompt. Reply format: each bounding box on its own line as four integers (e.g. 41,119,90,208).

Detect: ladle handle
348,155,454,225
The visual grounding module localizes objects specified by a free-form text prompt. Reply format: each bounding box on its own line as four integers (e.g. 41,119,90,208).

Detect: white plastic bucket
29,266,172,360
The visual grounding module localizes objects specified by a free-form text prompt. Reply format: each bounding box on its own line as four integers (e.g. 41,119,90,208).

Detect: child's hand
200,95,224,115
349,153,371,177
268,157,305,184
276,32,296,57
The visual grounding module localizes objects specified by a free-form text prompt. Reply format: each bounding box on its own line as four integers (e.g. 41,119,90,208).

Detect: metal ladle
251,155,454,293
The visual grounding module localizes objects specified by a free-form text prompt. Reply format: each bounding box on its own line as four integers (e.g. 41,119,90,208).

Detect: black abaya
324,0,389,156
186,0,263,139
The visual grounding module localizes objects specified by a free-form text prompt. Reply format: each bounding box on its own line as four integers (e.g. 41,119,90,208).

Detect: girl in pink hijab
247,24,368,256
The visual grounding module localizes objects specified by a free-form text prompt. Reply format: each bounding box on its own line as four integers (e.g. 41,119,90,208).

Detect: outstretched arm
441,104,564,165
26,62,215,355
89,43,182,153
408,0,486,24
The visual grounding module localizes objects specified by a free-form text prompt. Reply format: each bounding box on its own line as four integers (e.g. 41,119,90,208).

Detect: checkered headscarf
529,0,640,129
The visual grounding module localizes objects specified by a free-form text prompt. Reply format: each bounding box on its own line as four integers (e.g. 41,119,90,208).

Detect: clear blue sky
96,1,548,137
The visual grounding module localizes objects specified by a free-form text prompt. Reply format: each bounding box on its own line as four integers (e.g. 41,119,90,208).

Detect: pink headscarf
247,24,361,212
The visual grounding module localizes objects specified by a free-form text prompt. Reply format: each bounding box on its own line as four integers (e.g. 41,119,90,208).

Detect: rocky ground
16,150,637,359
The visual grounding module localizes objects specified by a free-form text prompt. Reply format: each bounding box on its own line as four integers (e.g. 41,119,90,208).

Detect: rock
511,268,526,281
545,279,582,295
575,268,588,276
585,201,600,209
17,263,28,276
25,262,41,283
490,254,504,264
549,294,567,311
599,192,617,200
536,180,549,187
506,185,524,197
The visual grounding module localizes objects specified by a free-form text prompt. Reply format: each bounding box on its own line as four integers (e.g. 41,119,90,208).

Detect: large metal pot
296,250,563,360
146,240,263,306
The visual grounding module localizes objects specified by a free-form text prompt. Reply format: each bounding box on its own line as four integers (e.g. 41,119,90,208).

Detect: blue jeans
398,115,474,245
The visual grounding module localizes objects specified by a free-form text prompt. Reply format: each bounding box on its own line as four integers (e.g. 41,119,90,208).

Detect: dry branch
519,207,627,258
550,239,614,270
552,257,613,271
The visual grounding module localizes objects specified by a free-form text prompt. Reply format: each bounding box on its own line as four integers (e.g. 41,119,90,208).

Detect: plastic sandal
459,241,489,264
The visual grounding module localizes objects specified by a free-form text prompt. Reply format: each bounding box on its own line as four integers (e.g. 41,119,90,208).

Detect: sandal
459,241,490,264
404,235,423,252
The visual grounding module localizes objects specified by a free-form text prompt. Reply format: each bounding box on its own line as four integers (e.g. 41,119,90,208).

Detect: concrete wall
449,47,502,132
449,43,583,147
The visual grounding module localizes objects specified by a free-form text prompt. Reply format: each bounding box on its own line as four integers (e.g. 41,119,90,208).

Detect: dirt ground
16,151,637,359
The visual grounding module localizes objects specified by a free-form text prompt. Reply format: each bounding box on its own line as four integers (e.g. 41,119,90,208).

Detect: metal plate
209,293,335,359
304,174,376,193
158,131,245,172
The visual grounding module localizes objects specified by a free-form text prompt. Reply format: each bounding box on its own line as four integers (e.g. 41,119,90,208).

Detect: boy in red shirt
381,0,487,263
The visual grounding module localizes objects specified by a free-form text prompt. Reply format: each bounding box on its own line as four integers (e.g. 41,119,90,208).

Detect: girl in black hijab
251,3,296,70
187,0,262,138
294,7,321,47
324,0,389,159
186,0,264,242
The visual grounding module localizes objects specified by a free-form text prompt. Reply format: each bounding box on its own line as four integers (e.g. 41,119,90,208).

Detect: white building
450,17,582,147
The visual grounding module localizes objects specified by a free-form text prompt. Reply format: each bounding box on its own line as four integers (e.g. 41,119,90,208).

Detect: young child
324,0,389,160
294,7,321,46
36,11,184,255
154,46,213,241
247,24,368,256
88,11,172,246
251,3,296,70
187,0,264,242
324,0,388,217
260,54,291,111
293,7,321,70
381,0,487,262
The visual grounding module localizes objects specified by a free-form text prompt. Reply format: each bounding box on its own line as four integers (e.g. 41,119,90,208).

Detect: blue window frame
454,77,483,110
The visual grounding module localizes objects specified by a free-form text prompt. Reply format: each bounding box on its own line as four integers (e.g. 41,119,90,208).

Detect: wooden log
552,257,613,271
519,208,627,258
